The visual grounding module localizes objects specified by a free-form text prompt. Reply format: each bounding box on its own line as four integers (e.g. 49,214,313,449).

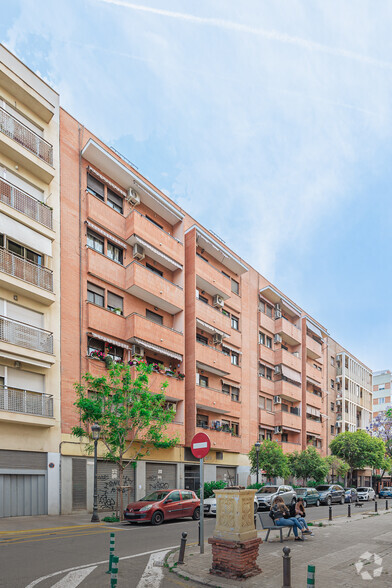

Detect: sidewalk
0,512,96,532
166,509,392,587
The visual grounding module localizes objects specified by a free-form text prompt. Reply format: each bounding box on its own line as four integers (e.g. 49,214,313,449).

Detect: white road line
50,566,96,587
24,546,178,588
137,550,170,588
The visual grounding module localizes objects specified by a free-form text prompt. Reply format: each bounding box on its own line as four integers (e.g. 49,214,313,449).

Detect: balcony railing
0,177,53,228
0,315,53,354
0,107,53,165
0,386,53,418
0,248,53,291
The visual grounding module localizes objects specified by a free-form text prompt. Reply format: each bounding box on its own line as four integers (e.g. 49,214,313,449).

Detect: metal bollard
328,505,332,521
282,547,291,588
110,555,119,587
347,503,351,518
177,532,188,565
307,564,316,586
198,522,200,546
386,499,389,510
106,533,115,574
375,500,378,513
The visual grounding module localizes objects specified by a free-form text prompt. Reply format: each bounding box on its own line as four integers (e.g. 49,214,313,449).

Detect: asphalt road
0,500,378,588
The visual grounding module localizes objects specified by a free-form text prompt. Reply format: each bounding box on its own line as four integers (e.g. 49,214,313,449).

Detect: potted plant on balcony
165,367,175,377
177,372,185,380
90,350,105,361
158,363,165,374
129,358,139,366
111,307,122,315
105,355,113,368
152,363,160,373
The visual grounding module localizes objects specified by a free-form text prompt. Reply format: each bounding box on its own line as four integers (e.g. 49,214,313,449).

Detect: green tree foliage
287,447,329,484
197,480,227,499
248,440,289,481
325,455,350,483
72,361,178,515
329,430,386,484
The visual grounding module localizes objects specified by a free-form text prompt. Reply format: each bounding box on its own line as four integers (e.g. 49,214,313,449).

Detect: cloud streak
96,0,392,71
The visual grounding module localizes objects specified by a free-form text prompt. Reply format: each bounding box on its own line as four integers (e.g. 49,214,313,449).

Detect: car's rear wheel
192,507,200,520
316,499,320,507
303,500,307,508
291,498,296,506
340,496,345,505
254,502,258,514
151,511,164,526
326,497,332,506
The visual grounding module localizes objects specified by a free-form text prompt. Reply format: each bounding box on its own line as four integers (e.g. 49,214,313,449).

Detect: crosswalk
49,566,97,588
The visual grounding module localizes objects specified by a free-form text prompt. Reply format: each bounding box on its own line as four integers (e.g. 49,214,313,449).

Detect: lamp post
91,423,101,523
255,441,261,485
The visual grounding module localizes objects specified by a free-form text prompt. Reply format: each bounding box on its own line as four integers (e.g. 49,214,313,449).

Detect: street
0,501,378,588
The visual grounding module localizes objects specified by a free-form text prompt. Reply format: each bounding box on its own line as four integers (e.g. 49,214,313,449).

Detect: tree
248,440,289,482
287,447,329,485
329,430,385,485
325,455,350,484
72,361,179,517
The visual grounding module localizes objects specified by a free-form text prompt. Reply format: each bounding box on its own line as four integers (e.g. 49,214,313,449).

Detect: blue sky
1,0,391,370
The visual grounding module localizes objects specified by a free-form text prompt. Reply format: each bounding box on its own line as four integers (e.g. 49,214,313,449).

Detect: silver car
256,485,297,510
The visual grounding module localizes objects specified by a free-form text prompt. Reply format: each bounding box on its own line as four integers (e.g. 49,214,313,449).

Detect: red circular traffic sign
191,432,211,459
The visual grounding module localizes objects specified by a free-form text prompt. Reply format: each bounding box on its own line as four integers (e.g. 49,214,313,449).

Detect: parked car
124,489,200,525
356,487,376,501
255,485,297,510
204,493,258,516
344,488,358,503
295,488,321,507
315,484,345,505
379,487,392,498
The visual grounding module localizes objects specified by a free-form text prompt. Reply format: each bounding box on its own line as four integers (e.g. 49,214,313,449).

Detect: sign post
191,432,211,554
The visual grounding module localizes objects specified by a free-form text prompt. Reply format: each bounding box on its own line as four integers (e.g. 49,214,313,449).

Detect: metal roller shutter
97,461,135,511
72,458,87,510
146,463,176,493
0,449,47,469
216,466,237,486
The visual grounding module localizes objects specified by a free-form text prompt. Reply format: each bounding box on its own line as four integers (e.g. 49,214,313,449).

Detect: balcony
195,424,240,452
260,312,275,333
275,410,302,432
260,345,274,365
0,107,54,182
87,248,125,288
306,335,322,360
275,318,302,345
259,375,275,395
196,299,231,335
274,380,302,403
278,441,302,454
259,408,275,428
195,254,231,300
196,385,240,417
126,210,183,267
306,419,322,436
307,363,323,384
306,391,323,410
126,313,184,357
126,261,183,314
87,191,124,237
0,248,54,305
0,386,54,426
87,303,126,341
128,366,185,401
0,177,53,229
196,341,231,376
274,348,301,372
0,315,53,354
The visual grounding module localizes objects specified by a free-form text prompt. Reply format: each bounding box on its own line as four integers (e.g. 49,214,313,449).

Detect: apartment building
372,370,392,417
0,45,61,517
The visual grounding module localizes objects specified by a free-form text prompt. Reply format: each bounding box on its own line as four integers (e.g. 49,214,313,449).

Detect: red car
124,489,200,525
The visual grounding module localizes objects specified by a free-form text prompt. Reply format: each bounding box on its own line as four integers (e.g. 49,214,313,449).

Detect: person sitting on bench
270,497,304,542
293,497,313,535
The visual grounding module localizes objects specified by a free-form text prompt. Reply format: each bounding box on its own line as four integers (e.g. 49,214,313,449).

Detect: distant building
372,370,392,417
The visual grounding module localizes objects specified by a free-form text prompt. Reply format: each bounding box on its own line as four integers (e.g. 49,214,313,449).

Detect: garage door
0,473,47,517
97,461,135,511
216,466,237,486
146,463,176,493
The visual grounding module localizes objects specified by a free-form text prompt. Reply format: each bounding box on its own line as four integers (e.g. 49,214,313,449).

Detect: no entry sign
191,432,211,459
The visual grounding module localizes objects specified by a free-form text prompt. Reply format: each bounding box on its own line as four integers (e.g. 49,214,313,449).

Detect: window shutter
87,174,104,198
107,292,123,310
87,282,105,297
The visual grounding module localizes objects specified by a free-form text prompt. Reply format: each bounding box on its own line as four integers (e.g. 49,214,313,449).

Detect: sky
1,0,391,371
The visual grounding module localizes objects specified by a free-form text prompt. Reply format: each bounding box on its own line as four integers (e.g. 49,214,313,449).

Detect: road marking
50,566,97,587
3,529,110,546
25,545,178,587
137,550,170,588
0,524,104,535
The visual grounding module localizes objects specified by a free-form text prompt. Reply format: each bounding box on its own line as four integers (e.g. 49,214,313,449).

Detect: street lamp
91,423,101,523
255,441,261,485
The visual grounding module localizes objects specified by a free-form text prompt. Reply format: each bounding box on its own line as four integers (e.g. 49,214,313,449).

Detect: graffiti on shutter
146,463,176,493
97,461,135,511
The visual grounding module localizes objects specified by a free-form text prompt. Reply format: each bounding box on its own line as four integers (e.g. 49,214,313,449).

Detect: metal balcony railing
0,177,53,228
0,107,53,165
0,386,53,418
0,315,53,354
0,248,53,291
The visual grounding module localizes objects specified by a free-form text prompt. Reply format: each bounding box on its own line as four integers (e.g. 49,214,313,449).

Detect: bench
258,513,292,543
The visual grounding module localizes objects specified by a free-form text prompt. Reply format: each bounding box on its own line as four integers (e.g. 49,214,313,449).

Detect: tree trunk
119,457,124,522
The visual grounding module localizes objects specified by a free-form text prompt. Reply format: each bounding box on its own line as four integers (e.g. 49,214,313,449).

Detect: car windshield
296,489,307,495
344,488,353,492
316,485,330,491
139,491,170,501
257,487,279,494
357,487,369,492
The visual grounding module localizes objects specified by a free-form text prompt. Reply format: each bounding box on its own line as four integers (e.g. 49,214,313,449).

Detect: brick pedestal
208,536,262,580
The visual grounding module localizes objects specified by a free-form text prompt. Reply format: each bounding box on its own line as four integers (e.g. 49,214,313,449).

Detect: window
7,240,42,266
231,422,239,436
266,304,273,318
330,402,334,411
259,396,265,409
106,344,123,363
168,491,181,502
222,308,230,317
379,397,385,404
107,241,123,264
222,346,230,356
88,337,105,357
196,252,208,262
259,364,265,377
87,230,104,254
231,387,240,402
266,336,272,349
222,384,230,395
231,352,239,366
231,279,239,295
87,174,104,200
330,356,335,366
107,189,123,213
331,425,335,435
281,433,288,442
266,367,272,380
181,491,193,500
379,384,385,391
87,282,104,306
266,431,272,440
199,375,209,387
259,428,265,441
199,294,208,304
222,420,231,432
145,215,163,229
231,316,239,330
197,414,208,428
259,332,265,345
107,291,123,314
146,309,163,325
146,262,163,277
266,398,272,411
196,333,208,345
281,403,288,412
330,379,335,389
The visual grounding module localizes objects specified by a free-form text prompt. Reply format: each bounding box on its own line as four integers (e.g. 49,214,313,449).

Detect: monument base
208,536,262,580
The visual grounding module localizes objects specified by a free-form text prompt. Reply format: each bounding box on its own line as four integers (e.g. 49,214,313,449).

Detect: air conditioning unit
336,400,341,406
275,303,282,319
336,420,342,428
131,344,144,357
127,188,141,205
274,426,282,434
293,351,300,358
166,402,177,413
274,334,282,344
133,243,145,260
274,365,282,375
273,396,282,404
196,373,200,385
212,294,224,308
213,333,223,345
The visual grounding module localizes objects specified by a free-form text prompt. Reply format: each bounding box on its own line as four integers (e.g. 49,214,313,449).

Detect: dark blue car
379,487,392,498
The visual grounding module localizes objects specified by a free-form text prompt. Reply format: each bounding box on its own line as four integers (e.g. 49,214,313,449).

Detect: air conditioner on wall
196,373,200,385
131,344,144,357
274,365,282,375
275,303,282,319
274,426,282,434
213,294,224,308
133,243,145,260
273,396,282,404
336,420,341,428
274,334,282,344
127,188,141,205
336,400,341,406
213,333,223,345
